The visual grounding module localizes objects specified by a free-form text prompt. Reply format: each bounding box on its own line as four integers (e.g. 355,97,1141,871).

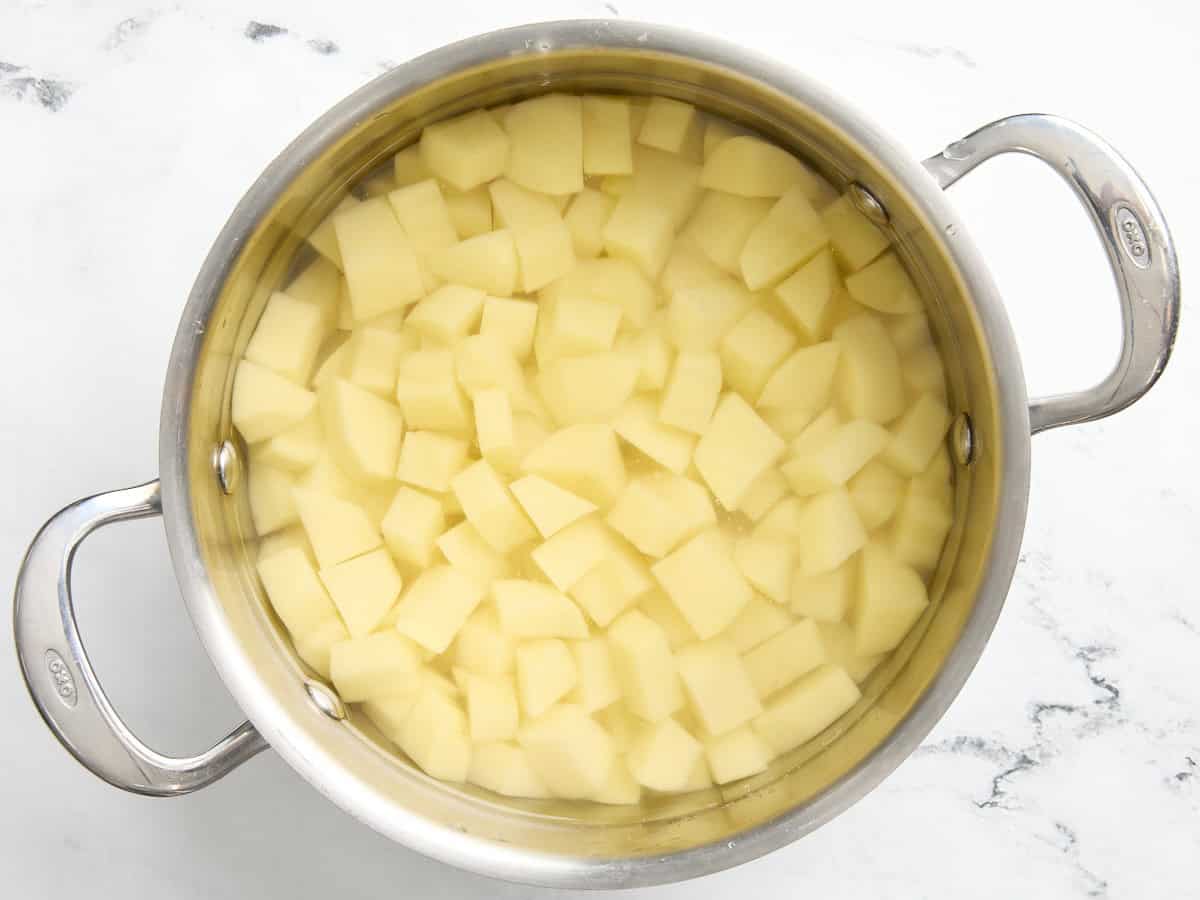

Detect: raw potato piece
744,620,827,698
430,231,518,297
444,184,493,239
451,460,537,554
341,328,405,396
823,193,889,272
637,97,700,153
758,342,840,416
405,284,486,344
387,179,459,269
381,486,445,568
454,607,515,676
640,588,700,650
516,639,577,717
454,334,532,405
613,397,696,474
530,516,616,592
259,415,322,473
256,547,343,637
845,252,921,314
693,393,786,510
564,188,616,258
883,393,952,476
724,596,791,653
468,743,551,799
719,307,797,400
660,240,726,295
539,258,658,332
774,249,839,341
606,474,716,559
308,196,358,269
393,145,431,187
889,485,953,574
701,136,822,198
464,672,519,741
794,488,867,576
473,388,519,472
571,639,622,712
480,297,538,360
675,639,763,735
853,544,929,656
706,726,774,784
394,351,472,435
848,460,906,530
752,665,861,754
582,95,633,175
652,529,753,639
521,425,627,508
791,563,853,623
420,109,510,191
538,352,638,425
330,631,422,702
509,475,596,538
493,580,589,639
514,220,576,292
488,178,562,229
627,718,702,791
781,420,890,496
666,278,754,351
293,488,382,570
538,295,622,361
602,193,675,278
505,94,584,195
319,379,405,483
334,198,424,321
594,758,641,805
232,361,316,443
244,292,327,384
617,323,672,392
659,351,722,435
294,619,350,678
740,185,829,290
400,688,471,782
733,537,795,605
437,522,511,585
518,704,615,798
248,461,299,535
833,315,906,425
607,610,683,722
391,565,485,653
396,431,469,493
320,548,403,638
684,191,773,275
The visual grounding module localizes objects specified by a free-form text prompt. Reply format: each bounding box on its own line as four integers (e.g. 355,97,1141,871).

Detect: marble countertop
1,1,1196,897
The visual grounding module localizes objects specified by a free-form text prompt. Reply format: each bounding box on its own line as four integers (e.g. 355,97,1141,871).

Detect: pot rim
159,18,1031,888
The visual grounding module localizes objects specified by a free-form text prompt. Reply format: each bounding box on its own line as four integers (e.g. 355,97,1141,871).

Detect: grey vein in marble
0,62,73,111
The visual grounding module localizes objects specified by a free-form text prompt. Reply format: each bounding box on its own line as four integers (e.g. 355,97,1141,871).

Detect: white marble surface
1,1,1197,896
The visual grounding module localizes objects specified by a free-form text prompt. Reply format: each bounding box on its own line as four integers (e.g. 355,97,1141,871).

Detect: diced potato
637,588,698,650
515,638,578,718
853,543,929,656
429,230,518,297
467,388,516,472
706,725,774,784
743,618,826,698
256,546,343,636
564,188,616,258
399,688,471,782
606,473,715,559
904,343,949,401
637,97,700,153
883,393,952,476
454,335,533,409
790,562,853,622
451,460,536,554
396,430,469,492
757,341,841,416
334,198,424,320
666,277,754,351
719,307,797,400
593,758,641,805
570,638,621,712
232,360,316,443
752,664,861,754
480,296,538,361
701,118,745,159
613,397,696,474
682,755,714,791
444,183,493,239
848,459,905,530
816,621,885,683
488,178,562,229
607,609,683,722
318,378,404,483
292,488,382,570
781,420,890,496
581,95,633,175
740,185,828,291
420,109,509,191
437,521,511,585
393,145,431,187
833,314,905,424
693,393,786,510
538,352,639,425
889,312,935,356
258,415,322,473
890,483,953,574
248,460,299,535
794,488,867,576
845,251,921,315
738,468,789,522
659,351,722,435
538,296,623,365
733,537,795,605
822,193,889,272
294,618,350,677
627,718,702,791
599,174,633,197
453,607,515,676
617,321,672,391
567,555,644,628
676,639,763,735
790,407,843,457
308,197,358,270
387,179,458,267
602,192,675,278
330,631,422,702
513,220,576,292
468,742,551,799
394,351,472,434
760,406,816,440
518,704,614,798
391,565,485,653
504,94,583,195
723,595,791,653
244,292,327,384
493,579,589,639
521,424,627,508
628,146,703,226
530,516,615,592
509,474,596,538
773,248,838,341
652,529,752,639
339,327,403,397
660,240,727,296
700,136,822,198
406,284,486,344
539,257,658,332
683,191,773,274
319,548,402,637
381,486,445,568
463,672,519,741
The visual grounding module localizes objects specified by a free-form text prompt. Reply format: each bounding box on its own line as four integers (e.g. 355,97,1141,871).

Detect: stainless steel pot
14,20,1179,889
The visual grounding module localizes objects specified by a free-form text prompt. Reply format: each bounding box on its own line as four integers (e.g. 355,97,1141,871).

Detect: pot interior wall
184,45,1004,862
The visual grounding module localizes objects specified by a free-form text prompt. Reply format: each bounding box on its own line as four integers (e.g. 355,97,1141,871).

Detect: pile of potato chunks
235,93,954,804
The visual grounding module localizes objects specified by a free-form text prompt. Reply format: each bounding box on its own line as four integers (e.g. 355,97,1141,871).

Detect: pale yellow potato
651,529,753,639
773,248,839,341
381,486,445,568
244,292,328,385
464,672,520,742
509,474,596,539
334,198,424,321
468,742,551,799
737,468,789,523
570,638,621,712
420,109,509,191
515,639,577,717
601,192,675,278
581,95,633,175
406,284,486,344
616,320,672,392
340,327,404,396
612,397,696,474
757,341,841,413
781,420,890,497
739,185,829,291
743,619,826,699
493,579,589,640
518,704,614,799
848,459,906,530
454,334,533,406
480,296,538,360
429,230,518,297
504,94,584,195
319,378,405,483
256,546,343,637
319,548,403,638
733,537,795,606
391,565,485,653
443,183,493,239
693,393,786,510
387,179,458,266
606,473,715,559
794,488,867,576
706,725,774,784
399,688,471,782
628,718,703,791
845,251,922,314
659,240,727,296
822,193,889,272
538,352,639,425
514,220,576,292
530,515,617,592
437,522,511,585
639,586,701,650
247,460,299,535
853,544,929,656
564,188,617,258
396,430,469,493
330,631,422,702
833,314,906,424
889,483,953,574
659,351,722,435
700,136,823,198
451,460,537,554
606,609,683,722
593,758,641,805
675,639,762,736
723,595,791,654
819,620,888,683
539,257,658,331
683,191,773,275
393,144,432,187
292,487,382,570
258,414,322,473
521,424,627,508
790,562,853,623
752,664,861,754
294,618,350,678
488,178,563,229
232,360,316,443
568,557,643,628
307,195,359,269
539,295,623,360
666,277,754,351
883,393,952,476
637,97,700,154
719,307,797,400
453,607,515,676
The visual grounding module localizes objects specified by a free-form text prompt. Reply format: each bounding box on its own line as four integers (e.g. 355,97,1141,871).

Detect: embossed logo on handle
45,650,77,708
1113,205,1151,269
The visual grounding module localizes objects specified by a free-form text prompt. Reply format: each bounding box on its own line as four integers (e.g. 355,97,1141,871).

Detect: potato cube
529,516,614,591
613,397,695,474
753,664,861,754
451,460,536,554
307,197,358,269
757,341,841,416
683,191,773,274
518,704,614,798
391,565,485,653
436,523,510,586
740,185,828,290
738,468,789,522
564,188,617,258
853,544,929,656
400,688,471,782
463,672,519,742
429,230,518,297
694,393,786,510
487,178,562,230
666,278,754,351
628,145,703,226
676,639,763,735
627,718,702,791
521,424,627,507
723,596,791,653
609,473,716,560
660,240,726,296
616,321,672,392
537,352,639,426
380,486,445,568
581,95,633,175
602,192,674,278
795,488,867,576
883,393,952,476
540,295,623,360
479,296,538,361
244,292,327,384
782,420,890,496
394,358,472,435
889,312,936,356
743,618,826,699
790,407,843,457
652,529,753,639
700,135,822,198
232,360,316,443
822,193,889,272
845,251,921,314
419,109,509,191
516,640,576,717
607,609,683,721
391,145,429,188
396,430,469,492
719,307,798,400
468,742,551,799
706,725,774,784
258,415,322,474
406,284,486,344
815,622,884,683
637,96,700,153
293,488,382,570
847,460,905,530
386,179,458,264
509,474,596,538
513,220,576,293
701,118,744,159
294,618,350,678
833,315,905,424
334,198,424,320
248,460,299,535
790,562,853,623
319,548,402,638
441,186,492,243
773,249,838,341
890,485,953,574
659,351,722,435
452,607,515,676
593,758,641,805
760,407,817,441
256,546,342,636
493,580,589,639
318,378,404,483
504,94,583,195
733,537,795,605
567,556,644,628
339,327,402,397
329,631,422,702
638,589,698,650
570,638,621,712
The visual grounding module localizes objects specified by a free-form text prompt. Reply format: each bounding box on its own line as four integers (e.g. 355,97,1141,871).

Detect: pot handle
923,114,1180,434
13,480,268,796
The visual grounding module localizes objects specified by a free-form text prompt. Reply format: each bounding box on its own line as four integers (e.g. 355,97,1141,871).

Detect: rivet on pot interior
848,182,889,225
951,413,976,466
304,680,347,721
213,440,240,495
